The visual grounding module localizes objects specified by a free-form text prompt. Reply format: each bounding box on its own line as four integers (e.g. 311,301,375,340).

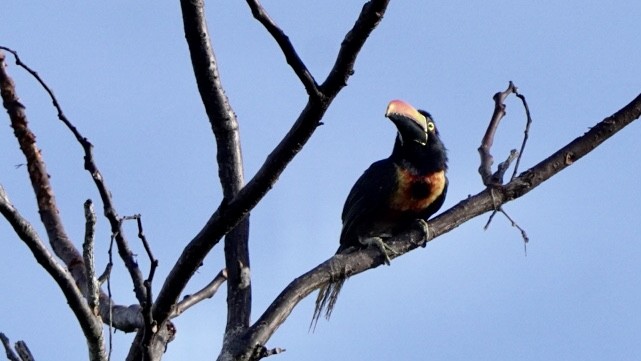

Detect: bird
312,99,448,327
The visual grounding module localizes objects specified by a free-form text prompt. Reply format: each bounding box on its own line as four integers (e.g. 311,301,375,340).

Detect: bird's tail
310,276,347,331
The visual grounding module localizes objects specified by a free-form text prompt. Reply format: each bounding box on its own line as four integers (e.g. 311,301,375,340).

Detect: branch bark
172,269,228,318
0,186,107,361
179,0,252,353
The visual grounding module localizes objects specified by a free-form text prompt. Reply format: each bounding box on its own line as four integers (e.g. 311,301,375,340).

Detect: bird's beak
385,100,428,145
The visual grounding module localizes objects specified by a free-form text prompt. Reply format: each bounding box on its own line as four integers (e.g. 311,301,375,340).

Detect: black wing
339,158,398,251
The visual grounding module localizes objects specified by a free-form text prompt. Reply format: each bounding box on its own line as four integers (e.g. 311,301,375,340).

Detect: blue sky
1,1,640,360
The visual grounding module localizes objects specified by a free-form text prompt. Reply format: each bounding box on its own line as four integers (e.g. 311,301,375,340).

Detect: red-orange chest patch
389,166,446,212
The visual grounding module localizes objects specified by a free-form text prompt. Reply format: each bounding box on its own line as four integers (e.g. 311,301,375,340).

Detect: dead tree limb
172,269,228,318
152,0,390,336
1,47,147,335
229,91,641,359
0,51,108,361
178,0,253,355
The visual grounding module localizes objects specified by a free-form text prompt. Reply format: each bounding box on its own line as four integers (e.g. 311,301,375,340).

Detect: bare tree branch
154,1,391,335
478,81,518,185
320,0,391,97
0,46,86,301
177,0,252,352
226,91,641,358
14,341,34,361
83,199,101,316
0,45,148,306
478,82,533,241
0,333,21,361
498,207,529,244
0,51,108,361
511,90,533,180
172,269,228,318
0,335,36,361
245,0,321,98
119,214,159,361
0,185,107,361
1,47,146,332
2,49,146,360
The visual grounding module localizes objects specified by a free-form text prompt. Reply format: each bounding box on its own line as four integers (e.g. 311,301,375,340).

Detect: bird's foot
413,219,431,248
360,236,396,265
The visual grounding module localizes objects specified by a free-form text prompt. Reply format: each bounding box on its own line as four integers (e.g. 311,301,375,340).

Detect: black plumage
312,99,448,327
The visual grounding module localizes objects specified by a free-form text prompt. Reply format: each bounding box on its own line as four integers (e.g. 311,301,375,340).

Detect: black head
385,99,429,146
385,100,447,172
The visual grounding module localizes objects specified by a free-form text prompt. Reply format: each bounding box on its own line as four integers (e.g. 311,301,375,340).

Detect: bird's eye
427,122,435,132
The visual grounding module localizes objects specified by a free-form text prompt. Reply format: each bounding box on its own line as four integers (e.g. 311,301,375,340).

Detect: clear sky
1,1,640,360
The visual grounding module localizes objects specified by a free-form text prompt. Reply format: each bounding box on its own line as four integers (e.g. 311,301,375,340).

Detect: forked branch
0,46,148,306
153,0,391,332
478,82,534,242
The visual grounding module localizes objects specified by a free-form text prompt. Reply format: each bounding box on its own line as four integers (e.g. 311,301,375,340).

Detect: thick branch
231,91,641,357
179,0,252,344
154,0,390,330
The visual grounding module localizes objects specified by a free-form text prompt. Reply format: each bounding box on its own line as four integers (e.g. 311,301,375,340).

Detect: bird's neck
391,136,448,174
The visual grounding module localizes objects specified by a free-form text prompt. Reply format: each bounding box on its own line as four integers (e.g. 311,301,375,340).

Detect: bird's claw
413,219,431,247
361,236,397,265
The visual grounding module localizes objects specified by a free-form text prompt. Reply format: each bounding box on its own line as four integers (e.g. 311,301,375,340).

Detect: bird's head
385,99,438,147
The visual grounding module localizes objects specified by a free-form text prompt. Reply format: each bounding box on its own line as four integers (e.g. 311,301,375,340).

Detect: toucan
312,99,448,326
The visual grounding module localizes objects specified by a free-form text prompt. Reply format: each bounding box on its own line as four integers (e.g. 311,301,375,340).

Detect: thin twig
121,214,158,361
511,91,534,180
483,208,498,230
97,263,112,285
245,0,321,98
494,149,519,185
498,208,529,244
172,269,228,318
478,82,534,238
